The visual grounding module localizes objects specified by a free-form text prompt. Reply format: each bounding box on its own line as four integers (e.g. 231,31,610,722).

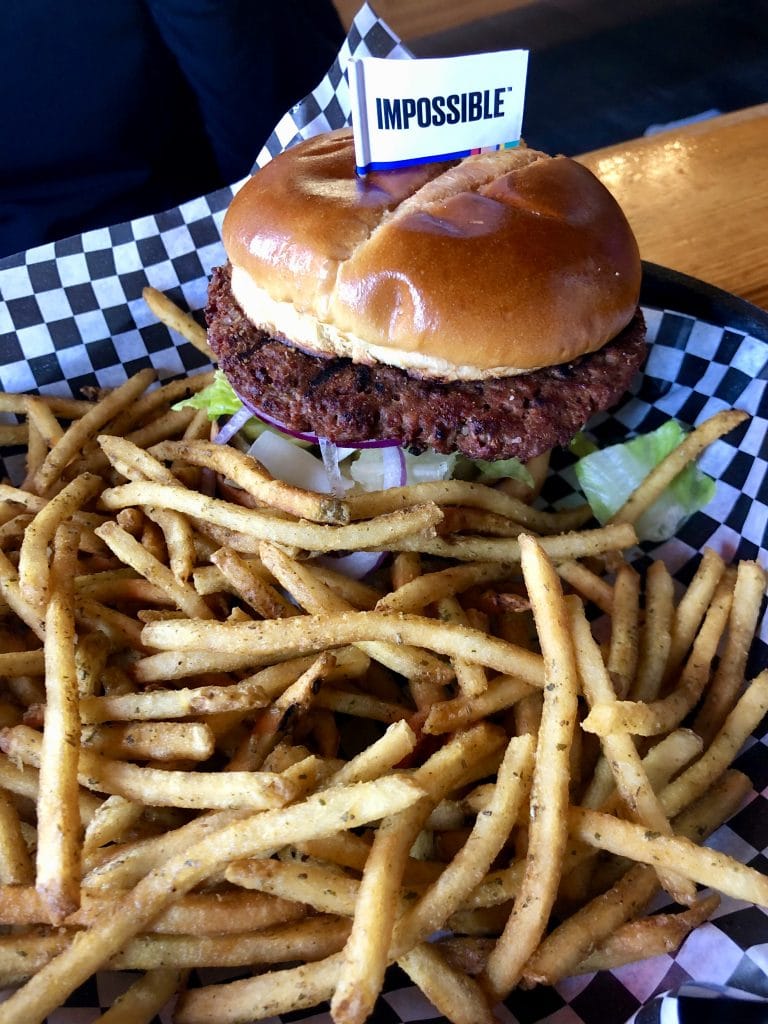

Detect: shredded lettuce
172,370,242,420
172,371,289,443
569,432,598,458
454,454,534,488
403,449,457,484
574,420,716,542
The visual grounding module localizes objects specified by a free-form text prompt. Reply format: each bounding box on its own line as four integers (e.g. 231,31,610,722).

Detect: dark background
411,0,768,156
1,0,766,258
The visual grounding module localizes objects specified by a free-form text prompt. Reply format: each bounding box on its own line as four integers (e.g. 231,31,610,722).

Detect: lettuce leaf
172,370,242,420
574,420,716,542
454,454,535,488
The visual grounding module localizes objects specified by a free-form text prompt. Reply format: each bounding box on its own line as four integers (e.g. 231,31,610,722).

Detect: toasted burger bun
222,128,641,382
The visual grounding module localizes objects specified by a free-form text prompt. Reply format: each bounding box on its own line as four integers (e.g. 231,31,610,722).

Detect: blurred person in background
0,0,344,258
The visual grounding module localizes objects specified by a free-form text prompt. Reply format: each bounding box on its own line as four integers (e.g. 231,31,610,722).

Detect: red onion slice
381,444,408,488
316,550,389,580
232,387,402,448
211,389,410,580
213,406,253,446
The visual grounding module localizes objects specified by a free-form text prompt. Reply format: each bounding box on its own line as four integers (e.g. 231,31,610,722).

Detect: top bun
223,128,641,381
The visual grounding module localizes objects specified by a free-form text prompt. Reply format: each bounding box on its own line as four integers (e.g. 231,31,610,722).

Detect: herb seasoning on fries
0,314,764,1024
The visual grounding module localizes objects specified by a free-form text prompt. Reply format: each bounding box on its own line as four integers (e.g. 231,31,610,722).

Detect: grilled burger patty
207,263,647,462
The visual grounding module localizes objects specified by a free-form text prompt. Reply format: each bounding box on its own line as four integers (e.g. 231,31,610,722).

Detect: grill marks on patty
207,264,647,462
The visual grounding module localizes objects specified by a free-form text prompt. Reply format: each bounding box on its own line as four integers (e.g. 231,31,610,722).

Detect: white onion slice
247,430,352,494
350,446,407,491
403,448,457,483
315,447,406,579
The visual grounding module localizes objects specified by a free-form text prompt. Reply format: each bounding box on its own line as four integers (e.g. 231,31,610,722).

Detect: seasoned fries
0,366,763,1024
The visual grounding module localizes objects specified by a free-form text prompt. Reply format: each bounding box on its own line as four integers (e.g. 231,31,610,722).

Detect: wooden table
577,104,768,311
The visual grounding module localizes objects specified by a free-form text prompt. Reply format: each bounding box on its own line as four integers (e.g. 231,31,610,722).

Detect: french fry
101,480,443,551
556,559,614,614
606,563,640,697
378,561,513,613
573,895,720,975
151,439,351,525
94,521,213,620
0,424,28,446
1,724,298,810
97,433,182,486
666,546,726,682
312,687,410,724
423,674,535,735
0,548,46,639
385,521,637,563
0,393,93,418
483,536,579,1001
29,368,156,495
569,804,768,906
106,371,216,439
390,550,422,589
583,570,735,737
0,776,424,1024
81,721,215,762
436,596,489,698
36,524,82,924
608,409,749,530
93,968,188,1024
211,545,298,618
176,951,345,1024
227,857,359,916
142,285,213,358
0,650,45,676
143,505,196,584
78,662,270,721
0,790,34,885
346,479,591,533
568,596,694,904
21,421,51,493
139,610,546,685
693,559,767,743
0,752,101,826
82,795,144,856
630,558,675,701
0,917,351,982
398,942,497,1024
18,473,102,609
325,720,417,787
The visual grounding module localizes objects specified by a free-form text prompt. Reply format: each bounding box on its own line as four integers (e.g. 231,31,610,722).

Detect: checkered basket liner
0,5,766,1022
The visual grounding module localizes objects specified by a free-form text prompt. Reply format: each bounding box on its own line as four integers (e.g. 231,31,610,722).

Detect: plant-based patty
207,263,647,461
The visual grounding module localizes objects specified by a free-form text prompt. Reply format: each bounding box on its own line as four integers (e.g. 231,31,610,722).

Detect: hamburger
206,127,645,472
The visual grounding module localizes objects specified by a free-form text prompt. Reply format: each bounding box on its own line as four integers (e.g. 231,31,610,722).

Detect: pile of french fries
0,321,765,1024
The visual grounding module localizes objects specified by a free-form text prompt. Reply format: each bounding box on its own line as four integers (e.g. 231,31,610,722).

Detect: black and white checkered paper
0,4,767,1022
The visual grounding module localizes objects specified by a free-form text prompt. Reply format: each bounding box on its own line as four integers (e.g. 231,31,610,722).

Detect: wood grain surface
577,104,768,311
